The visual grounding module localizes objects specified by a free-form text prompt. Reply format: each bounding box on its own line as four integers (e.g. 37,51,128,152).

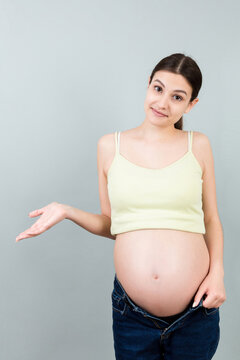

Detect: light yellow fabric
107,130,206,236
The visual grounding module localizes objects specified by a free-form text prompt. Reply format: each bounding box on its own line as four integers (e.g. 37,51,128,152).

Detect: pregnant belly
114,229,210,317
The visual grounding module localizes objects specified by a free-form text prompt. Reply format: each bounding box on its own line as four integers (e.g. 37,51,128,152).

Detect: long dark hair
149,53,202,130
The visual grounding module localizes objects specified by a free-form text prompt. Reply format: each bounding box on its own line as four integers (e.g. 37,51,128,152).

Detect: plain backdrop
1,0,239,359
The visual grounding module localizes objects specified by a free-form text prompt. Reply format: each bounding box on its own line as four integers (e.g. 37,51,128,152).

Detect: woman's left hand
192,270,226,309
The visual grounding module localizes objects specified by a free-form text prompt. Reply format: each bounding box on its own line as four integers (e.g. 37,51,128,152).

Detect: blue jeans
112,273,220,360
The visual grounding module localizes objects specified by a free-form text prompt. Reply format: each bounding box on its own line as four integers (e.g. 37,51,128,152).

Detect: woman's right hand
16,202,67,242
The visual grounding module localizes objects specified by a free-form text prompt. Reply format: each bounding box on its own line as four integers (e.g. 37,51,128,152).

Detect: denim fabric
112,273,220,360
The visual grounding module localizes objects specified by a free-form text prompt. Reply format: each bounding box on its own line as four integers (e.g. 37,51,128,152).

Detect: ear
185,97,199,114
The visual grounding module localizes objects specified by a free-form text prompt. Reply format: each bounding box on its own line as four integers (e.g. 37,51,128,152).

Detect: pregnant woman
16,53,226,360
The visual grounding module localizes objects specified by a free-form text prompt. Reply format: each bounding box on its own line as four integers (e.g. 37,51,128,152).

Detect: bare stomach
114,229,210,317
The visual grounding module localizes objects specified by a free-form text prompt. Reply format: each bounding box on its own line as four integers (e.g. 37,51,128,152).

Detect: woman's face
143,70,198,127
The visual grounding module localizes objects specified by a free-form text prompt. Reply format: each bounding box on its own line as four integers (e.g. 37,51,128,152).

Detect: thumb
192,292,206,308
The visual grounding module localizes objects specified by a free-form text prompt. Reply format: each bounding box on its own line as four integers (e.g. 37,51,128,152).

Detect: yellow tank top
107,130,206,236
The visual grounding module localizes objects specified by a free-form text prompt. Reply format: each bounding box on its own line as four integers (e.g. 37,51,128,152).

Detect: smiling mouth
151,108,167,116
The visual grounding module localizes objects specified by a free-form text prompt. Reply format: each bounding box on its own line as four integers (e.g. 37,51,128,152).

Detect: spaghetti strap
118,131,121,154
114,131,118,154
188,131,193,152
114,131,121,155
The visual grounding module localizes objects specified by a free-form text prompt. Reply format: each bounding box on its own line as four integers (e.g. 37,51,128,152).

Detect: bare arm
204,219,224,277
63,204,116,240
61,133,117,241
16,202,116,242
16,134,117,243
199,132,224,276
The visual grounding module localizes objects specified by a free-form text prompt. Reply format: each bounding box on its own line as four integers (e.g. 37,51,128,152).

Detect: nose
156,93,168,108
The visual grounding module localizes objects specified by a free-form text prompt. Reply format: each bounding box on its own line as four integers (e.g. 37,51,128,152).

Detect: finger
16,220,47,241
203,297,219,309
16,233,37,241
16,228,42,241
28,208,44,217
192,292,206,307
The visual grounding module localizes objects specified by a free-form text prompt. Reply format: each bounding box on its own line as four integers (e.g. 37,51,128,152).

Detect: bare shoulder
192,131,212,153
193,130,210,145
97,132,115,151
97,132,116,176
192,131,213,174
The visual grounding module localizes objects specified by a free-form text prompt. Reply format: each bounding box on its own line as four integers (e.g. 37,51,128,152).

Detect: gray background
1,0,239,359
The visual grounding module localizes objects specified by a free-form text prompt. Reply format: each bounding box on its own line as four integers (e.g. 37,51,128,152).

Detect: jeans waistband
114,273,205,324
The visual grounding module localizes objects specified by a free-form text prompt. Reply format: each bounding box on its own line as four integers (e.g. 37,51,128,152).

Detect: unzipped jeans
112,273,220,360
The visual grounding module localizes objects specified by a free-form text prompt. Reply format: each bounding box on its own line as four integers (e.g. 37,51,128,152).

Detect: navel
152,273,159,280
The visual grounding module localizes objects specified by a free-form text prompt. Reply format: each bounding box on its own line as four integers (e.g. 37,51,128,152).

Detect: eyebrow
153,79,187,96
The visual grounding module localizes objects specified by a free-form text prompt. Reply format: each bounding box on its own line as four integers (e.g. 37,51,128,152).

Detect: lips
151,108,167,116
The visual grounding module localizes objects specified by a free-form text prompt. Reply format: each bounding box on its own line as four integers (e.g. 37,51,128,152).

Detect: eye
153,86,183,101
154,85,162,92
173,95,183,101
